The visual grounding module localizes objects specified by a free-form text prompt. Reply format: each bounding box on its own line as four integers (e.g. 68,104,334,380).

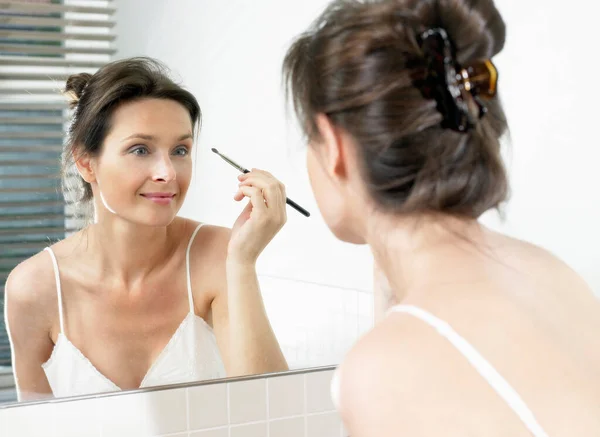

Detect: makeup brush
211,148,310,218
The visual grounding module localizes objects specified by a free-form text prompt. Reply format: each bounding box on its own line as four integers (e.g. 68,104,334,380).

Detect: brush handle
243,169,310,217
286,197,311,217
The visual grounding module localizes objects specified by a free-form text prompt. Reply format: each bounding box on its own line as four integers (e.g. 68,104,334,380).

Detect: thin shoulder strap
44,247,65,335
387,304,550,437
185,223,204,314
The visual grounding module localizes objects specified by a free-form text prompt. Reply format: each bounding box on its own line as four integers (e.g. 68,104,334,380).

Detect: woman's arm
4,258,56,401
209,169,289,376
211,254,288,376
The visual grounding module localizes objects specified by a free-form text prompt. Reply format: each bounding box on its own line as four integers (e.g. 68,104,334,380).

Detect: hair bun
431,0,506,63
64,73,93,108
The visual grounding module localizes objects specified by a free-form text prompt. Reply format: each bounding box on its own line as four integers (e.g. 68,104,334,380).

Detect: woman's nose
152,156,176,182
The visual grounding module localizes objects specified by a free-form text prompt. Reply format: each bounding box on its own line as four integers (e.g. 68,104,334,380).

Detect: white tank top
331,304,550,437
42,223,225,398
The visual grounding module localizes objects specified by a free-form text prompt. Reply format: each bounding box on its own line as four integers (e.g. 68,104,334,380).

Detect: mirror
0,0,374,406
1,0,598,409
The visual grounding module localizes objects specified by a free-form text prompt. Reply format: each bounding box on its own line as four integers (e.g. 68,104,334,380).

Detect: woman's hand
228,169,287,265
212,169,290,375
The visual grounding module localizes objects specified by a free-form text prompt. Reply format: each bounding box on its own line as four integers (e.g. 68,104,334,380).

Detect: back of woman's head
283,0,509,219
62,57,200,222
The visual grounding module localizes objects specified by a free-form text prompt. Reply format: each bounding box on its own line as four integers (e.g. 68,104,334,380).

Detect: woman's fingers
237,169,287,226
233,189,245,202
228,169,289,264
235,185,267,213
238,171,286,208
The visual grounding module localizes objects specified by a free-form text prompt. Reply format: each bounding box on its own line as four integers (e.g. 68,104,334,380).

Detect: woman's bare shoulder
175,217,231,257
497,232,594,298
175,218,232,298
4,249,58,326
336,315,444,436
5,230,90,312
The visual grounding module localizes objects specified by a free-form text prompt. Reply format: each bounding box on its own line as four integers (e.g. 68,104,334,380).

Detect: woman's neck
86,216,179,288
365,212,492,306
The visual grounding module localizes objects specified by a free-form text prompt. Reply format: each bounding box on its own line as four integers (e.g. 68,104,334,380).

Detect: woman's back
338,229,600,437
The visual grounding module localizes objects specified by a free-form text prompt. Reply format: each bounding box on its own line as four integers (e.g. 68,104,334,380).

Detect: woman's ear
74,152,96,183
314,113,349,182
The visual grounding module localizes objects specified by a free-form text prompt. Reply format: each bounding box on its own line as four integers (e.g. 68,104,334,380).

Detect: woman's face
90,98,194,227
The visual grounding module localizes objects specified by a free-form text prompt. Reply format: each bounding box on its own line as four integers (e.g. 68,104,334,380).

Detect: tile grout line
266,378,270,437
227,383,231,437
190,425,229,432
189,410,338,431
273,410,338,420
229,420,268,427
185,388,190,433
303,373,308,437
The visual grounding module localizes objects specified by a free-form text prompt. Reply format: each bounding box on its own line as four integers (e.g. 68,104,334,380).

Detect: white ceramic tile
189,428,228,437
306,370,335,413
98,388,187,436
96,396,146,436
259,277,360,370
269,417,304,437
229,421,268,437
145,389,188,436
267,374,304,419
307,412,343,437
228,379,267,425
96,393,145,437
188,383,228,430
52,398,102,437
0,402,57,437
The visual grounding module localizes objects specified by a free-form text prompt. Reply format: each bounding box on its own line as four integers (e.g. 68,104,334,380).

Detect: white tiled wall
259,275,373,370
0,368,346,437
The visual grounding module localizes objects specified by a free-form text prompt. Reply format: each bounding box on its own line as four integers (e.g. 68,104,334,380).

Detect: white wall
482,0,599,294
115,0,599,350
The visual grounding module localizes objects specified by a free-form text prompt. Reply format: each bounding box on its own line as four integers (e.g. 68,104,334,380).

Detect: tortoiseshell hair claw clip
415,27,499,133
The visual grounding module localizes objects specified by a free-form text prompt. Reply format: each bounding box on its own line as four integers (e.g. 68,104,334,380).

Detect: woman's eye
174,146,189,156
131,146,149,156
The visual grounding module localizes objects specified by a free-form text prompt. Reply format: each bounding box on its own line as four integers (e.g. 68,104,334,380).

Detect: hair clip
416,28,498,133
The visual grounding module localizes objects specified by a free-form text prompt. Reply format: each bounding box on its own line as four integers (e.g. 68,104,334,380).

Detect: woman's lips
141,193,176,204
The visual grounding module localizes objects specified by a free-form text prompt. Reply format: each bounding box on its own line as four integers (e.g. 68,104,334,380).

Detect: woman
5,57,288,401
283,0,600,436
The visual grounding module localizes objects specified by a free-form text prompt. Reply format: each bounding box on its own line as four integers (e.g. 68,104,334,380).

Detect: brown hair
62,57,201,222
283,0,509,219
